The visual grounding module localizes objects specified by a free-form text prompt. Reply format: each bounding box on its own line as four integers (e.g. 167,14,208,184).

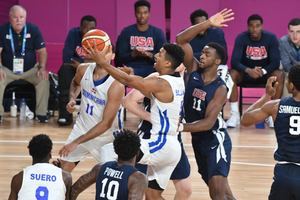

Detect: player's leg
171,141,192,200
227,69,243,127
207,131,234,200
146,183,165,200
208,176,235,200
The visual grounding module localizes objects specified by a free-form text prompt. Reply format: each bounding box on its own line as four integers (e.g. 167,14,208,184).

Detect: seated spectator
0,5,49,123
279,18,300,97
189,8,227,61
227,14,284,128
115,0,166,77
57,15,96,126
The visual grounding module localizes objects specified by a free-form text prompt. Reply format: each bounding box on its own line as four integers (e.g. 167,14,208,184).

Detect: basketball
81,29,111,52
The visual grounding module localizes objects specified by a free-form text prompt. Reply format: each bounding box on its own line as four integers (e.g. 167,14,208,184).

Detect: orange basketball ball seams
81,29,111,52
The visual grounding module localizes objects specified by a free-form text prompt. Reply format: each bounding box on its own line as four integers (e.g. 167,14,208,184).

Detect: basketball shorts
61,129,116,163
269,163,300,200
192,128,232,184
139,135,181,189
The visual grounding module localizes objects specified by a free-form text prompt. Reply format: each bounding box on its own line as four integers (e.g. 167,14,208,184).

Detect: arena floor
0,107,276,200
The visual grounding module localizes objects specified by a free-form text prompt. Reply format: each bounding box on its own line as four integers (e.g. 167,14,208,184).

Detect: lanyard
9,25,27,57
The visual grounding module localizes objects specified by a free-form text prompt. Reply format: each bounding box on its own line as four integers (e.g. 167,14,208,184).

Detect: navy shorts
192,129,232,184
269,163,300,200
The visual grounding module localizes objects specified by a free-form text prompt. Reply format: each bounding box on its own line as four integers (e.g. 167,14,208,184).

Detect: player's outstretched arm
128,172,148,200
62,170,72,200
59,81,124,157
67,64,88,113
85,45,164,98
71,164,101,200
176,9,234,74
181,85,227,132
8,172,23,200
241,76,280,126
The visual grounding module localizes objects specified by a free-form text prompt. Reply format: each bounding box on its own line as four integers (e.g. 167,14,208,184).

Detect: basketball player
8,134,72,200
241,65,300,200
71,129,147,200
86,43,185,199
176,9,235,200
123,66,192,200
58,45,124,172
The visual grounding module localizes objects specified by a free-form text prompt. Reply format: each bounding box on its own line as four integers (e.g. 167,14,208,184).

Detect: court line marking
0,140,276,149
0,154,275,167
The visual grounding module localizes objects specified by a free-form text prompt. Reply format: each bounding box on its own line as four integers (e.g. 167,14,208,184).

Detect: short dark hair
288,65,300,91
206,42,226,64
134,0,151,12
288,18,300,28
28,134,52,161
80,15,97,26
163,43,185,69
190,9,208,25
113,129,140,161
247,14,263,25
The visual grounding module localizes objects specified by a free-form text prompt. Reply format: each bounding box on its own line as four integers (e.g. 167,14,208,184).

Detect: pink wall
17,0,165,73
5,0,300,72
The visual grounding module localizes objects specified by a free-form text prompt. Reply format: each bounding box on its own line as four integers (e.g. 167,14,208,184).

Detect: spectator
57,15,96,126
0,5,49,123
279,18,300,97
115,0,166,77
189,8,227,62
227,14,284,128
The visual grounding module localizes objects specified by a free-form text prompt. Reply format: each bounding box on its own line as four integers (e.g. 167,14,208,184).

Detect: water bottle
10,92,17,117
19,98,26,120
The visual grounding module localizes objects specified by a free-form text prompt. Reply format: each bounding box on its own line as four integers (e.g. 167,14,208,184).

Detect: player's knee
175,184,192,199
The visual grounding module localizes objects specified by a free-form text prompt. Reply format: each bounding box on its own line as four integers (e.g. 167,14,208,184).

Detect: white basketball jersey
73,63,123,138
18,163,66,200
150,75,185,136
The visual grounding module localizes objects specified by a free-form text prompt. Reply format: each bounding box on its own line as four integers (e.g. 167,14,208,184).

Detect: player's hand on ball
84,41,112,65
66,99,76,113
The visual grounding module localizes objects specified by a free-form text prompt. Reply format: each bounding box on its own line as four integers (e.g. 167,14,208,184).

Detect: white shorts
61,130,116,164
139,135,181,189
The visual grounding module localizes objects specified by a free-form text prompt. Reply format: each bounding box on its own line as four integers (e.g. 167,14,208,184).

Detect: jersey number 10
99,178,120,200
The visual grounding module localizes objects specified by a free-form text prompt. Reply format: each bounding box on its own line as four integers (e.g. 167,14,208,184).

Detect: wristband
178,123,184,132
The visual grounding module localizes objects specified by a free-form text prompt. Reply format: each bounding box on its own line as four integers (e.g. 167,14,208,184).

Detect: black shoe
57,117,73,126
36,115,49,123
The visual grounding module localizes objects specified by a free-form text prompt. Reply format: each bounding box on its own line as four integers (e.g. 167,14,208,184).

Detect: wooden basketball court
0,108,277,200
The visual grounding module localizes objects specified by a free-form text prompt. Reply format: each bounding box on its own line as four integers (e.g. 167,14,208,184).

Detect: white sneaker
265,116,274,128
226,113,240,128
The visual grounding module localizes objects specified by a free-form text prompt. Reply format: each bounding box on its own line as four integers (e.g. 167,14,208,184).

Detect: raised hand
83,40,112,65
265,76,278,97
209,8,234,28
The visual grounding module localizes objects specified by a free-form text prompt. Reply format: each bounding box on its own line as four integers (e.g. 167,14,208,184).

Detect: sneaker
226,113,240,128
36,115,49,123
265,116,274,128
57,117,73,126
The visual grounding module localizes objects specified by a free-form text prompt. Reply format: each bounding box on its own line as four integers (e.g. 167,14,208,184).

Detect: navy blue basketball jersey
184,70,227,136
96,161,137,200
274,97,300,163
